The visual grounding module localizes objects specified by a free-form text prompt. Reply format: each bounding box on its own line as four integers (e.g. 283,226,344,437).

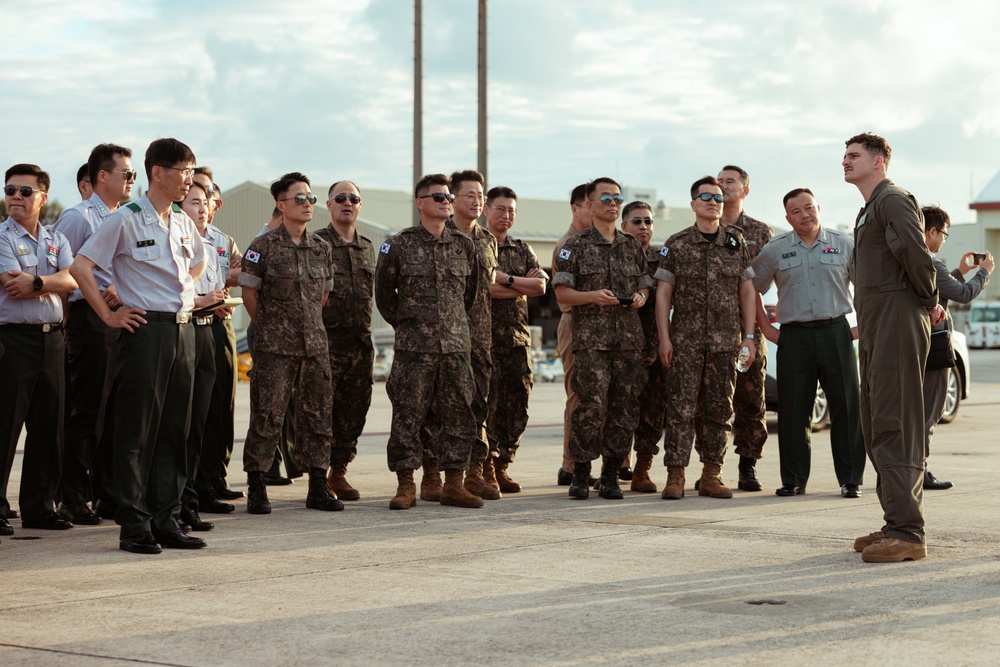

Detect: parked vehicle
967,301,1000,349
761,287,970,430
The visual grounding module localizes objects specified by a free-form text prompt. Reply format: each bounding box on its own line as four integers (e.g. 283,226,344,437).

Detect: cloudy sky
7,0,1000,230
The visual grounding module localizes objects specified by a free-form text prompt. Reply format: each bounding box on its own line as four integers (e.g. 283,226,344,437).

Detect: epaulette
126,202,142,213
171,203,183,213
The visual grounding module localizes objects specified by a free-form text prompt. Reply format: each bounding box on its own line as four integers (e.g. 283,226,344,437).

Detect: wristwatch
506,274,515,286
32,275,43,291
743,333,754,340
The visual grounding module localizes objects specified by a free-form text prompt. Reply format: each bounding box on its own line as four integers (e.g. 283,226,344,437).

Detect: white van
967,301,1000,349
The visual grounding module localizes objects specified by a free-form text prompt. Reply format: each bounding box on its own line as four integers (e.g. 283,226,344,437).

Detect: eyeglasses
491,206,516,217
460,192,485,202
3,184,46,197
597,194,625,206
627,217,654,226
418,192,455,203
158,165,195,179
114,169,138,181
280,194,318,205
694,193,725,203
332,193,362,205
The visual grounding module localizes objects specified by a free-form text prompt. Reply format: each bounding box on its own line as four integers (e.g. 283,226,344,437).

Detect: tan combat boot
698,463,733,498
464,460,502,500
630,453,658,493
661,466,685,500
494,459,522,493
441,469,484,508
389,470,416,510
420,459,443,502
327,461,360,501
482,456,501,492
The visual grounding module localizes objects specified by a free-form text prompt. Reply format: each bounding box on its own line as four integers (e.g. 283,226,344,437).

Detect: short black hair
144,138,195,181
922,205,950,232
621,200,652,220
570,183,589,206
5,163,50,192
270,172,310,200
719,165,749,187
845,132,891,167
77,163,90,185
328,180,360,199
690,176,721,200
486,186,517,207
89,143,133,184
586,177,621,199
449,169,485,194
414,173,449,198
782,187,814,209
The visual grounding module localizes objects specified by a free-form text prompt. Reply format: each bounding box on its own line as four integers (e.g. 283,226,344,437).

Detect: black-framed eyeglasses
628,217,654,226
694,193,725,203
418,192,455,204
598,194,625,205
491,206,516,217
4,184,46,197
280,194,318,205
332,193,362,205
158,165,195,179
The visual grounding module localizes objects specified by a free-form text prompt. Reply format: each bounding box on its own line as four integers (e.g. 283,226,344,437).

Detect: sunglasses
280,193,318,205
4,184,46,197
628,217,654,226
114,169,138,181
332,193,362,205
418,192,455,203
598,194,625,205
694,193,725,203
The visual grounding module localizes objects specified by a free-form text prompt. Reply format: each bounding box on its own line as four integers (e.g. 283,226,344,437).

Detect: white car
761,287,970,430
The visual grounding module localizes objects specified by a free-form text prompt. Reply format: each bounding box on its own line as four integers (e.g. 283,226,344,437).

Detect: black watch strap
33,275,44,291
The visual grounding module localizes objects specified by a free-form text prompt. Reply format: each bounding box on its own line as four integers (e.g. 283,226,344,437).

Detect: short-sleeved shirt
447,219,497,350
238,224,333,357
491,235,542,349
194,233,226,294
53,193,116,302
0,218,73,324
751,227,854,324
78,195,205,313
314,225,375,349
654,224,753,353
206,223,239,284
551,226,652,352
374,224,478,354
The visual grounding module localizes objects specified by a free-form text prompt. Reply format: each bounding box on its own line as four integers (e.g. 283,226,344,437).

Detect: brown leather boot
494,459,521,493
698,463,733,498
661,466,685,500
420,459,443,502
327,461,360,501
630,453,658,493
464,460,501,500
482,456,501,492
441,469,484,508
389,469,416,510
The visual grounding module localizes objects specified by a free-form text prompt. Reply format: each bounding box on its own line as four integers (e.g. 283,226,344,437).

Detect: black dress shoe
263,475,293,486
58,503,103,526
156,530,207,549
120,532,162,555
4,508,19,519
22,512,74,530
618,467,633,481
180,508,214,531
775,484,806,497
200,497,236,514
94,499,119,520
841,484,861,498
0,517,12,536
924,471,953,490
215,480,245,500
557,468,572,486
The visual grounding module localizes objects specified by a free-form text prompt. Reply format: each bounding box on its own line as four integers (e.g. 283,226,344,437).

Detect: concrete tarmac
3,379,1000,666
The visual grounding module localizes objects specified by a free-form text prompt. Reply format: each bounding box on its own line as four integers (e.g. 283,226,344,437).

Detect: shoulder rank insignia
726,234,740,249
558,247,572,260
380,242,391,254
245,249,261,264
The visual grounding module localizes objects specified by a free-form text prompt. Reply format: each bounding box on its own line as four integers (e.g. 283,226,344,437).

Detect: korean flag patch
380,242,391,255
558,247,572,260
245,249,261,264
659,246,669,257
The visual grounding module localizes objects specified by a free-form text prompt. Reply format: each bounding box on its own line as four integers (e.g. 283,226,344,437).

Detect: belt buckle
176,312,191,325
42,323,52,333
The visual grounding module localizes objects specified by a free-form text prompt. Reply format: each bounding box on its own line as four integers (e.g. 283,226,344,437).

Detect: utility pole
413,0,423,226
477,0,487,185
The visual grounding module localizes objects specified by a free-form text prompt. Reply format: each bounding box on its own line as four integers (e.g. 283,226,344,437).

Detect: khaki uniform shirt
314,225,375,349
491,235,542,349
751,227,854,324
238,224,334,357
654,224,753,353
552,226,652,352
374,225,478,354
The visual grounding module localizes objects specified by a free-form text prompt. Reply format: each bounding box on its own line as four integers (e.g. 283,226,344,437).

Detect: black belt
0,322,63,333
784,315,847,329
144,311,192,324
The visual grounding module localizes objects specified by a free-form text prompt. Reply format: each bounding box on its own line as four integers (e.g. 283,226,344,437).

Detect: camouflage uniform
632,245,668,456
315,225,376,465
552,226,652,462
374,225,479,472
656,224,752,467
238,225,334,472
729,213,772,460
487,236,541,463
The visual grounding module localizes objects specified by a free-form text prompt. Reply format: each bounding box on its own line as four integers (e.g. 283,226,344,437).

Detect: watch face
33,275,44,290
